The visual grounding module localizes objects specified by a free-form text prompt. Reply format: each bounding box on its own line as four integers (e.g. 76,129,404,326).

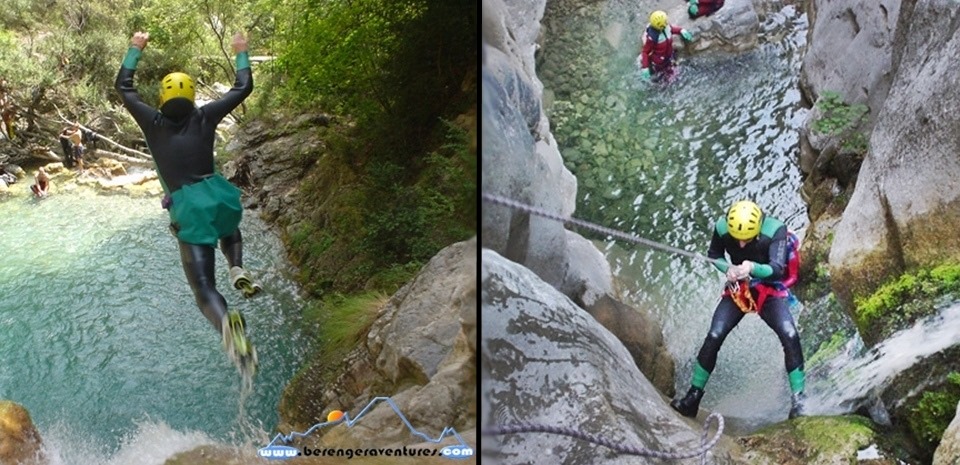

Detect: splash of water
805,302,960,416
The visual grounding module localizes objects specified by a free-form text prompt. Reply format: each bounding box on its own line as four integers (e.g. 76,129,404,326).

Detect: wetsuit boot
789,392,806,419
230,266,262,298
222,310,258,378
671,386,704,418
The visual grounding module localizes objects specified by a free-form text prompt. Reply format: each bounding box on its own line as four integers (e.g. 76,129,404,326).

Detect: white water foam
805,302,960,416
40,419,212,465
40,406,269,465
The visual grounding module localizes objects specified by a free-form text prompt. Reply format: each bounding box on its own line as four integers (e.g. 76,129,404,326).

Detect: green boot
222,310,258,378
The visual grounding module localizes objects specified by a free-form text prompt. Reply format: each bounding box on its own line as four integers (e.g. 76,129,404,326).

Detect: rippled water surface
0,184,307,463
540,3,810,426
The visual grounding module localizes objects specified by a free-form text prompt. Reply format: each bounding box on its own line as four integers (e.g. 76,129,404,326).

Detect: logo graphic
257,396,474,461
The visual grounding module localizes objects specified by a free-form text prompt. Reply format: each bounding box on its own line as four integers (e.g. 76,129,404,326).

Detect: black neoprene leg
219,229,243,269
179,241,228,332
696,296,746,372
758,297,804,373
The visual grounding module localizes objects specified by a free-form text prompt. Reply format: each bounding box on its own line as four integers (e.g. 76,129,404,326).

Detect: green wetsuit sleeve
713,258,730,273
752,220,788,279
709,219,729,273
122,47,142,70
751,263,773,278
236,51,250,70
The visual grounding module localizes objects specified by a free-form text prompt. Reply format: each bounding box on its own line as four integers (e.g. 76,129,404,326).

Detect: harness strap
725,281,756,313
724,281,788,314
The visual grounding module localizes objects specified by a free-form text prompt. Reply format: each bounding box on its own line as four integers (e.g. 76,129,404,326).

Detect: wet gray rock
481,67,574,289
481,249,735,465
829,2,960,316
290,239,477,449
680,0,760,54
799,0,900,117
797,0,899,202
559,230,614,307
481,0,580,292
934,401,960,464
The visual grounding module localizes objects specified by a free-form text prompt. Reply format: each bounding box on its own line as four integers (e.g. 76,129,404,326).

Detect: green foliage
813,90,869,154
311,291,388,349
0,0,59,31
854,263,960,335
264,0,476,127
0,30,53,87
269,0,424,118
360,120,476,267
908,373,960,451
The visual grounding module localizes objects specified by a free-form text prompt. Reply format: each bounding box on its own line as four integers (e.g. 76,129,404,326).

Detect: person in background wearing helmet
688,0,725,19
115,30,261,377
670,201,806,420
639,10,694,82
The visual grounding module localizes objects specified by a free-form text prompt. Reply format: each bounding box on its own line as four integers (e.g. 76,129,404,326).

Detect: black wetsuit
115,47,253,331
692,215,805,392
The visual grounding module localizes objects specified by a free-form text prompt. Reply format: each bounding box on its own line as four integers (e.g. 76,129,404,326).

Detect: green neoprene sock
788,368,805,394
692,362,711,389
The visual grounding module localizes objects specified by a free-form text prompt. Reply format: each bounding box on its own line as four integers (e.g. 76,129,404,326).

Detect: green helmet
727,201,763,241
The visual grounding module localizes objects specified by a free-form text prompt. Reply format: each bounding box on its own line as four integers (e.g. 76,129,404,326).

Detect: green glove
688,4,699,16
640,68,651,81
681,30,694,42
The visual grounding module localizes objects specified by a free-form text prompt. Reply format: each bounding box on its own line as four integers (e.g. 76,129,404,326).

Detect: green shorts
168,174,243,247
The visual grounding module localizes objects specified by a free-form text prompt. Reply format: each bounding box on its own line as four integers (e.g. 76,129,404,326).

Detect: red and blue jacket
640,24,684,72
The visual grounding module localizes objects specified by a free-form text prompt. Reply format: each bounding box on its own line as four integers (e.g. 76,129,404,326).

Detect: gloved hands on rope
681,29,694,42
688,0,699,17
640,67,651,81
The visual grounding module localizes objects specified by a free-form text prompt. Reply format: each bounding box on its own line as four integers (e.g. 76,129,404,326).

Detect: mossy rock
880,350,960,462
737,415,876,464
829,248,904,346
847,262,960,346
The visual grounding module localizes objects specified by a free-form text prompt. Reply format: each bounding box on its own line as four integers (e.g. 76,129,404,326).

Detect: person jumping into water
115,30,261,376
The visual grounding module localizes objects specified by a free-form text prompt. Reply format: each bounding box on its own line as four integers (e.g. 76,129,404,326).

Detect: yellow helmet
159,72,195,106
727,201,763,241
650,10,668,31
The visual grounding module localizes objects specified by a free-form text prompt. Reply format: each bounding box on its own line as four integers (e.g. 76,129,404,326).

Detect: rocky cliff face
829,2,960,317
482,0,680,396
800,1,960,460
799,1,960,342
277,239,477,450
481,250,739,465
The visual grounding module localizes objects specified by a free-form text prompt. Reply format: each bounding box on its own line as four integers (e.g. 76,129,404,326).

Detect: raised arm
201,32,254,122
115,31,157,128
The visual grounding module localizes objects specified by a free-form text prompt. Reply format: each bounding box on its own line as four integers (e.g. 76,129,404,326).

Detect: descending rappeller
670,201,807,419
115,30,262,376
638,10,694,82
